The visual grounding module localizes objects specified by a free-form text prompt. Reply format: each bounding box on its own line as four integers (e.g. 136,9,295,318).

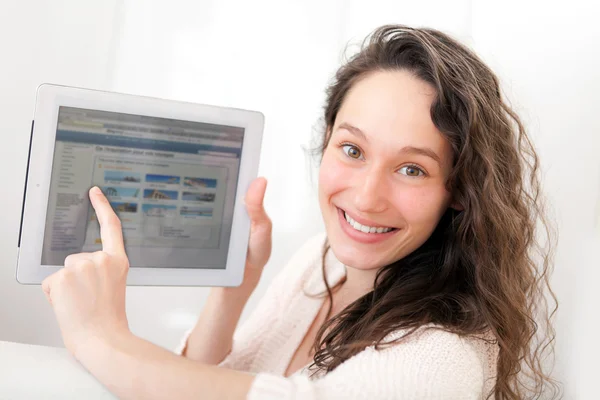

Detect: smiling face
318,70,455,270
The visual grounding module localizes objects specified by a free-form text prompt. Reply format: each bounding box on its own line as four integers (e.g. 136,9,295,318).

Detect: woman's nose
353,169,388,214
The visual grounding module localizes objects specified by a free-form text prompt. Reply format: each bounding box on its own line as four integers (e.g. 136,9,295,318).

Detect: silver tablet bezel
16,84,263,286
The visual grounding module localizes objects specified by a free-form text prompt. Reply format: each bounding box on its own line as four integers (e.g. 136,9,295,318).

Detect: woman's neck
331,266,378,313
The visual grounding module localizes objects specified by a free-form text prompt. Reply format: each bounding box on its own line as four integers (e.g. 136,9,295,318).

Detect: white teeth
343,211,394,234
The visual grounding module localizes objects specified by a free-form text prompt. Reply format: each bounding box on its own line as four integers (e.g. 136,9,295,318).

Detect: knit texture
176,233,499,399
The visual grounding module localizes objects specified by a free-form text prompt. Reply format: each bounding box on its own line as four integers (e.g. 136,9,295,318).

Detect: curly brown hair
308,25,560,399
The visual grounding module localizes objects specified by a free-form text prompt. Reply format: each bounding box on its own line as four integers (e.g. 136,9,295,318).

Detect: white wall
0,0,120,346
472,2,600,396
1,0,598,397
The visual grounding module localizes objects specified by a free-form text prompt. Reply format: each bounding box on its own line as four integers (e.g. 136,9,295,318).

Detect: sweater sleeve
175,233,327,371
247,328,488,400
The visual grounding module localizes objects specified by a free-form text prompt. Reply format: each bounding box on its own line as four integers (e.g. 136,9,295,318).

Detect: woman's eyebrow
398,146,442,166
338,122,442,166
338,122,368,142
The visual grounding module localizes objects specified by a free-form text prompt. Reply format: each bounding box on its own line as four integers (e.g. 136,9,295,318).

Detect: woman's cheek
319,154,350,195
391,185,448,224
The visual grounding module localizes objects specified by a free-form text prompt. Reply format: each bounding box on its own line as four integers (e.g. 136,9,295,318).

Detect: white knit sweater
176,233,499,399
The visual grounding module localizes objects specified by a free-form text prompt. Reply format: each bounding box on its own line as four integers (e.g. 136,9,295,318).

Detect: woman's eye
399,165,425,177
342,144,363,160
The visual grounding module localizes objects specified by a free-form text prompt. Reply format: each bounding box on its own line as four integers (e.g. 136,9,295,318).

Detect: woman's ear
450,199,464,211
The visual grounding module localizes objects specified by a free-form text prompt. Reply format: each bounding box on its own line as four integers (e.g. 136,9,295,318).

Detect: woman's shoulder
308,326,498,398
381,324,498,351
382,324,499,365
312,325,499,374
374,325,499,396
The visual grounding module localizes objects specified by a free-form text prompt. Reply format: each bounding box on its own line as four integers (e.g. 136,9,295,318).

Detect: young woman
42,25,558,399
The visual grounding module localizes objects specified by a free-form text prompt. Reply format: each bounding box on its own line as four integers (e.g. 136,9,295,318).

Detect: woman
42,25,559,399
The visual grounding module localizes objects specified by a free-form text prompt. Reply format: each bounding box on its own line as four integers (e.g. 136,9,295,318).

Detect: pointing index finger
89,186,126,255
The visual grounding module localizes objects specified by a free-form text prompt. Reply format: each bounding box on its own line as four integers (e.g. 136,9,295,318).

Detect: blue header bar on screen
56,130,242,157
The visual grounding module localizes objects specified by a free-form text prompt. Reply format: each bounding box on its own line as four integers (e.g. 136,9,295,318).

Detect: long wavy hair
308,25,559,399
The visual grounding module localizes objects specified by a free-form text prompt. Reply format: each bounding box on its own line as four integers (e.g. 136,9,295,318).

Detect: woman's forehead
340,72,435,130
334,71,451,162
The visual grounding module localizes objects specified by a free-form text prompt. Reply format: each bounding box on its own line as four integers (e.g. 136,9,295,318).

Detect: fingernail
91,186,101,195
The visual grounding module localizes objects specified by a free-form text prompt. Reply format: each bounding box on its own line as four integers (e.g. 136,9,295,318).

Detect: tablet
16,84,264,286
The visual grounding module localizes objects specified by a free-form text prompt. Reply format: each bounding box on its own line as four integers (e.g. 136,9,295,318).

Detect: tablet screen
41,106,245,269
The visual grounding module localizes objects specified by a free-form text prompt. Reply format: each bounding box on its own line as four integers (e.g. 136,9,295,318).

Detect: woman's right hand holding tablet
238,177,272,290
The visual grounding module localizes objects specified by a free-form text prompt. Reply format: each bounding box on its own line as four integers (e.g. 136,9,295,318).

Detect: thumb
245,177,269,224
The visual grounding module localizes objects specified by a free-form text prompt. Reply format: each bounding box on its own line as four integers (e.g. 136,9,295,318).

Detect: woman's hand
42,186,130,359
240,177,272,287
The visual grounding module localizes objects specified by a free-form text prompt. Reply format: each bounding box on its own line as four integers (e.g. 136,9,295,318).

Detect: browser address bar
58,121,241,148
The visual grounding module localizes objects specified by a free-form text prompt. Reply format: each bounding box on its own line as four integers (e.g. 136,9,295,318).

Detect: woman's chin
327,239,387,271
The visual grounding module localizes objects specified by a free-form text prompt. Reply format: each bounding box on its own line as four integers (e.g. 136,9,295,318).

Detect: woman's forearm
183,280,257,363
81,331,254,400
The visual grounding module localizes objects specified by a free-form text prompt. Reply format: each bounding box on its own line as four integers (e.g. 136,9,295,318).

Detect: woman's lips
336,207,399,244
